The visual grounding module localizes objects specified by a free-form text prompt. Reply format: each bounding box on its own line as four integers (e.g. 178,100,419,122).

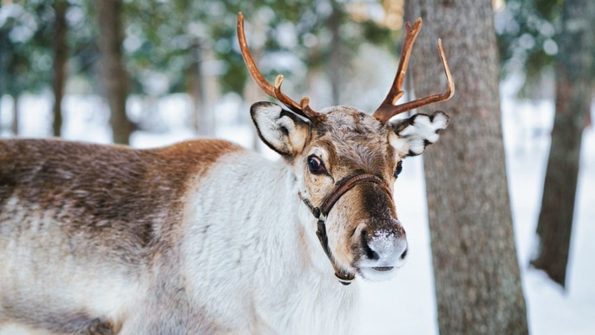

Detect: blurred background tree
497,0,595,287
1,0,594,333
0,0,52,135
52,0,67,137
96,0,133,144
0,0,396,143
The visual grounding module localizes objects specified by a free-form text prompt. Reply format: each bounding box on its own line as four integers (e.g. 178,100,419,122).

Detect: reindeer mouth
356,265,399,281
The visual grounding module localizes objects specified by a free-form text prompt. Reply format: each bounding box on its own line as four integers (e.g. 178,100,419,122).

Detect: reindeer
0,13,453,335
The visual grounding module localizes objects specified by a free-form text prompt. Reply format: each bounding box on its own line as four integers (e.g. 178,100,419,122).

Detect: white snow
1,84,593,334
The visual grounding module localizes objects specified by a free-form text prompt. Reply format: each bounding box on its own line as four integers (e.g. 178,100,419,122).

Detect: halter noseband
299,174,393,285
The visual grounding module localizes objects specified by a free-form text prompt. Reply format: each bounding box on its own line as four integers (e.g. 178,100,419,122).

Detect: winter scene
0,0,593,334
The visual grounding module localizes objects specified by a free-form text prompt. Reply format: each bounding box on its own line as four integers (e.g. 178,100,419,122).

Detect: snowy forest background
1,0,594,334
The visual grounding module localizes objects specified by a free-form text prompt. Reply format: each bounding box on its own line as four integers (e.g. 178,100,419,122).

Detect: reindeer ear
389,111,449,157
251,101,310,156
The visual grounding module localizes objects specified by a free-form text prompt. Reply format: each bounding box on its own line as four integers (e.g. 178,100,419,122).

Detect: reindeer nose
360,226,408,266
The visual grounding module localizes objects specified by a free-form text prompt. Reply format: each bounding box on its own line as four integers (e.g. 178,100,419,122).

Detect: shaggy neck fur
181,151,360,334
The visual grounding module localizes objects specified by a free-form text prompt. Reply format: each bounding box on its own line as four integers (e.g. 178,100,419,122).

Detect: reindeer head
238,13,454,284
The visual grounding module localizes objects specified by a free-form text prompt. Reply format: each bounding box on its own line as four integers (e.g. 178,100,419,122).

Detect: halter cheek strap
299,174,393,285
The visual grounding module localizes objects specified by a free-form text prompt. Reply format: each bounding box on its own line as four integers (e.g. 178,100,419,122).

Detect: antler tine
385,39,454,116
373,18,455,123
273,75,302,114
373,18,422,122
274,75,321,120
237,12,320,120
299,97,318,119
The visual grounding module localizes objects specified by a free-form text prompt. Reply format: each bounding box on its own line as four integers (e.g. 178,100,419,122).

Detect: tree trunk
327,2,342,105
407,1,528,334
52,0,67,138
96,0,133,144
0,31,6,133
189,38,213,136
11,95,19,135
531,0,594,287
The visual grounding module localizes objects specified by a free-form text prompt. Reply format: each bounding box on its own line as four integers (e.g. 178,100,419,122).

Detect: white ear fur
389,111,449,157
250,101,310,156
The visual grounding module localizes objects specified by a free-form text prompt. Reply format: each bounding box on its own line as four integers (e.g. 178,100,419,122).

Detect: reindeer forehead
310,106,392,169
315,106,386,137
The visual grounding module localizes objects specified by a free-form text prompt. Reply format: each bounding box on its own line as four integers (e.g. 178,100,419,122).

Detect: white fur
251,102,308,155
389,112,449,157
0,197,148,333
0,104,453,333
180,152,360,334
0,150,359,334
1,109,449,333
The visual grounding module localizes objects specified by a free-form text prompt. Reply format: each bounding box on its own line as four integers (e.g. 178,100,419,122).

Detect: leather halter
299,174,393,285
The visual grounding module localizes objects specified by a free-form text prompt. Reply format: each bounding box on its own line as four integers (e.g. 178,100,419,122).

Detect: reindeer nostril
361,230,379,261
400,247,408,260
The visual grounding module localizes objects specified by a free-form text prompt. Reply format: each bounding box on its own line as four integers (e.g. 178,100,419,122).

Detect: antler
373,18,455,123
237,12,321,121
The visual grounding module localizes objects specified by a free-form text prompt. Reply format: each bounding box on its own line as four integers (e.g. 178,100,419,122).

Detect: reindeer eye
394,161,403,178
307,155,327,175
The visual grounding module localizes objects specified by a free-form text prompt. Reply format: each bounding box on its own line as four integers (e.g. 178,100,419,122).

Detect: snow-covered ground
0,87,593,334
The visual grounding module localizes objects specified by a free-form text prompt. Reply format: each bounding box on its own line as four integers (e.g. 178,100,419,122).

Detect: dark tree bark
0,31,6,133
406,1,528,334
52,0,68,138
188,38,213,136
11,95,19,135
327,2,342,105
531,0,594,287
96,0,133,144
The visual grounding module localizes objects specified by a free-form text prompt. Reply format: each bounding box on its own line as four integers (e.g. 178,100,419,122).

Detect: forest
0,0,594,334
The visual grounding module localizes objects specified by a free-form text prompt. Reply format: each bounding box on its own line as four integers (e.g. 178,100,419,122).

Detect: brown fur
0,138,242,333
295,106,403,267
0,138,242,258
1,103,431,334
302,107,398,212
311,108,396,178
